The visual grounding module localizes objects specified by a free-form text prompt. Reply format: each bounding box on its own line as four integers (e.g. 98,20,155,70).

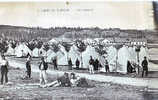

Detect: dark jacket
89,58,94,65
26,61,31,70
105,61,109,68
75,59,80,67
1,60,8,72
1,65,8,72
94,59,99,70
53,59,57,67
142,60,148,70
39,61,48,70
68,59,73,66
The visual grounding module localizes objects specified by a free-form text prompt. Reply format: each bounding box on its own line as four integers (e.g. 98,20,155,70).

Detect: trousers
1,66,8,84
39,70,47,85
142,69,148,77
27,69,31,78
89,65,94,74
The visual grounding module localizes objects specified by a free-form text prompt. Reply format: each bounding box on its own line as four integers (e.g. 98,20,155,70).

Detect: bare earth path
0,57,158,99
0,67,147,100
8,57,158,89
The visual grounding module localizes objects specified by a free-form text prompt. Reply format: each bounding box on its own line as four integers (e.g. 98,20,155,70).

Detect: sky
0,1,155,29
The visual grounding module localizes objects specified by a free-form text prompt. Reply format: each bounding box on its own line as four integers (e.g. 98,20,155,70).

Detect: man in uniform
39,57,48,86
1,55,9,85
142,56,148,77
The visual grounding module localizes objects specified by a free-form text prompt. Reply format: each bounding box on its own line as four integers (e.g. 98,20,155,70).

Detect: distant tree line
0,25,157,43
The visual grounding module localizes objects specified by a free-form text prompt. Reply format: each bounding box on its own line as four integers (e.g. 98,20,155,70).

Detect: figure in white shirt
39,57,48,86
1,55,9,85
70,73,80,87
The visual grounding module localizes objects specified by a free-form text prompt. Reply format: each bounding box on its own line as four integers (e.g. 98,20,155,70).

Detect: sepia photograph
0,1,158,100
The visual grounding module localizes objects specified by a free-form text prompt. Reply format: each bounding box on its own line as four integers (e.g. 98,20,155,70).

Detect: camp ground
3,38,150,75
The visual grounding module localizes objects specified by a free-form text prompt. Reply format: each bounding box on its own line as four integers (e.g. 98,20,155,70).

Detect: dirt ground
0,66,152,100
8,57,144,78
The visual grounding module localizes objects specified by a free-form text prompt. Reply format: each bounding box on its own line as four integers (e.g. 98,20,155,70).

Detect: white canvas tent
117,46,132,73
15,43,32,57
32,48,39,57
43,49,54,57
57,44,73,65
104,46,117,72
68,45,81,67
58,44,67,54
82,45,100,68
139,46,149,64
45,44,66,64
102,46,133,73
57,54,68,65
98,56,107,72
127,46,137,62
5,44,14,55
46,50,64,63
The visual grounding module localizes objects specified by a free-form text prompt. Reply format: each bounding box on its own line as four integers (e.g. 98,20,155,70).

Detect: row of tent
83,38,146,46
49,38,147,46
5,42,148,74
6,43,46,57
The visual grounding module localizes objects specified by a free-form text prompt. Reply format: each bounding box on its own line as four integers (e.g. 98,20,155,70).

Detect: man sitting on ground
70,73,80,87
58,72,71,87
70,72,89,87
43,72,89,88
43,72,71,88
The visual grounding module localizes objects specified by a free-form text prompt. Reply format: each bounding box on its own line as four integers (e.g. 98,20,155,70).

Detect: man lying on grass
41,72,89,88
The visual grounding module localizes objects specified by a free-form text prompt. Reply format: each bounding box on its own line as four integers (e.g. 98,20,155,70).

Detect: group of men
25,55,106,86
26,56,48,85
42,72,89,88
0,54,149,85
24,55,149,87
89,56,110,74
126,56,148,77
26,56,89,87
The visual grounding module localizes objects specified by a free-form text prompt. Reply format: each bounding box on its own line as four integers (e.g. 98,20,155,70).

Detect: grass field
0,66,148,100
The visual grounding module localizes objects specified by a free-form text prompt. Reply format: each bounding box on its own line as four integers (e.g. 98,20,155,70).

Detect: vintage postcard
0,1,157,100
